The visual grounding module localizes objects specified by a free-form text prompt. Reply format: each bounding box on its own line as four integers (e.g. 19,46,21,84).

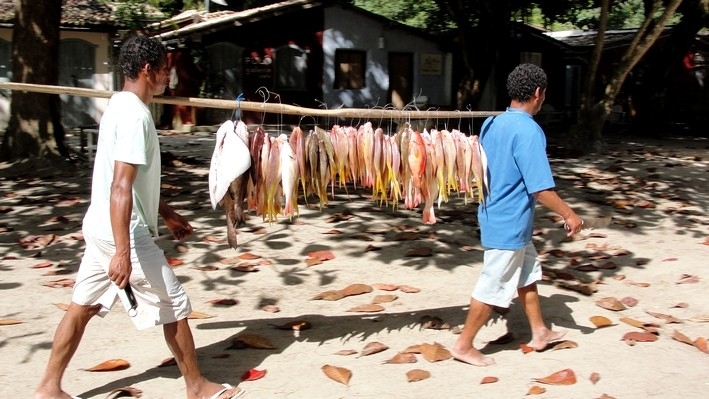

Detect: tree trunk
570,0,683,153
0,0,67,162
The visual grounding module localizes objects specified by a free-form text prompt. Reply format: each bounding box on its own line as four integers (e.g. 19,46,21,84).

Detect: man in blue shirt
452,63,583,366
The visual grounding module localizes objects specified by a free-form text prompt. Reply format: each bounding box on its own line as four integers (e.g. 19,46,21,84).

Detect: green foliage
354,0,449,31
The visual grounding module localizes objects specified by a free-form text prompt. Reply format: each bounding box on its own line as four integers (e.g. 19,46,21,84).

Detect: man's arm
533,189,583,236
108,161,138,289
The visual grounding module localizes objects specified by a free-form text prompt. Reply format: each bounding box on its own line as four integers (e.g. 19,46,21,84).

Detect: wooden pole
0,82,501,120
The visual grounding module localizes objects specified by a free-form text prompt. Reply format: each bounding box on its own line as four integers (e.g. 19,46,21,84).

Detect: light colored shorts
472,241,541,308
72,233,192,330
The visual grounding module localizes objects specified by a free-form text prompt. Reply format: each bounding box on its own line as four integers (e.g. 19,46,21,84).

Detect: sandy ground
1,129,708,399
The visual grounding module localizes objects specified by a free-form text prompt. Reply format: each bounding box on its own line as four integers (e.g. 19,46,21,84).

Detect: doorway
388,52,413,109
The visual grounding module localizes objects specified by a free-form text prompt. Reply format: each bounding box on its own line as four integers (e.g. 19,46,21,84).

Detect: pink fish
279,134,298,219
288,126,306,197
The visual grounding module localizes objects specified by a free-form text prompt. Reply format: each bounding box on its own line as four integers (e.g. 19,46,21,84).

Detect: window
0,39,11,81
334,49,366,90
275,44,307,91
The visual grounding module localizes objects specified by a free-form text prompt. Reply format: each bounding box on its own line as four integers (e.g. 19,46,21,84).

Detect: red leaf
241,368,267,381
308,250,335,261
532,368,577,385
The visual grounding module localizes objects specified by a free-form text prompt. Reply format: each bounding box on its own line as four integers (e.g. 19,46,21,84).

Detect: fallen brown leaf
590,315,613,328
405,369,430,382
312,290,344,301
321,364,351,385
596,297,626,311
238,252,261,260
622,331,658,343
83,359,130,372
0,319,22,326
590,372,601,385
676,274,700,284
359,341,389,357
347,304,385,313
398,285,421,293
551,340,578,351
372,294,398,304
383,352,417,364
308,250,335,261
334,349,358,356
532,368,577,385
526,385,546,395
105,386,143,398
341,283,373,297
480,376,498,384
419,342,452,362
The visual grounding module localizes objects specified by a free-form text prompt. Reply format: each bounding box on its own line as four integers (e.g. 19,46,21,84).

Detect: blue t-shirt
478,108,555,250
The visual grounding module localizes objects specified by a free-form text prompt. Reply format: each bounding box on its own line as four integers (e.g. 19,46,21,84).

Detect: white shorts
472,241,541,308
72,233,191,330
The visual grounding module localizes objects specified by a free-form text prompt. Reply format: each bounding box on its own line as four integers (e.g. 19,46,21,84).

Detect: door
388,52,413,109
58,39,96,128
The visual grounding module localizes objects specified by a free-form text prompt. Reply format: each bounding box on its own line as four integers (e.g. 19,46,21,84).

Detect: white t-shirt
83,91,161,240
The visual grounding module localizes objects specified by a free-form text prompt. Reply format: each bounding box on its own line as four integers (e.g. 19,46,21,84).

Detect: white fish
208,120,251,210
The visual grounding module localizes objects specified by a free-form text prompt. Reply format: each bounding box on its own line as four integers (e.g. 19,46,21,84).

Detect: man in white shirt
34,35,243,399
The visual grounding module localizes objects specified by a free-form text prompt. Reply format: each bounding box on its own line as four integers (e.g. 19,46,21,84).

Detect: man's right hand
108,251,132,289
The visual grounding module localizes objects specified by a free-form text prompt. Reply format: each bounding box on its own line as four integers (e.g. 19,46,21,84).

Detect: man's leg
35,303,101,399
163,319,242,399
518,283,567,351
451,298,495,366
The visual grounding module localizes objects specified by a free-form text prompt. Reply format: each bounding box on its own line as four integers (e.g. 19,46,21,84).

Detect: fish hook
231,93,245,122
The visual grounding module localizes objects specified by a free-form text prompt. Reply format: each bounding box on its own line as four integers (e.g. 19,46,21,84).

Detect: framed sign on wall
420,53,442,75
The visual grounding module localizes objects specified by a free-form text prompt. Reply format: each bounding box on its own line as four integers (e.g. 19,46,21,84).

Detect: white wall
322,6,452,110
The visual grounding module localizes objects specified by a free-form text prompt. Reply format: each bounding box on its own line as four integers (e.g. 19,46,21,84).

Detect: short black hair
506,63,547,102
118,35,166,80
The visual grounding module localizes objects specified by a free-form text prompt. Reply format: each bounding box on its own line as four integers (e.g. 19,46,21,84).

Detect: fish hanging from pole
208,119,252,249
209,119,490,249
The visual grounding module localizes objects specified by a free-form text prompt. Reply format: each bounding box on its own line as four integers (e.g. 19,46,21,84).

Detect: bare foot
530,328,567,351
451,347,496,366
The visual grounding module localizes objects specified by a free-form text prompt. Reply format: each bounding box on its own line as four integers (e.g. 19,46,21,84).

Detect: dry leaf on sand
83,358,130,372
526,385,546,395
383,352,417,364
321,364,351,386
480,376,499,384
372,294,398,304
550,340,578,351
590,315,613,328
359,341,389,357
596,297,626,311
406,369,430,382
347,304,385,313
341,283,373,297
0,319,23,326
419,342,452,362
532,368,577,385
590,372,601,385
105,386,143,398
622,331,658,343
312,290,345,301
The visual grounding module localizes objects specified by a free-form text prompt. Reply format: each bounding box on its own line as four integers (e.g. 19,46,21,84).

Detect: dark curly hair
118,35,166,80
506,63,547,102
